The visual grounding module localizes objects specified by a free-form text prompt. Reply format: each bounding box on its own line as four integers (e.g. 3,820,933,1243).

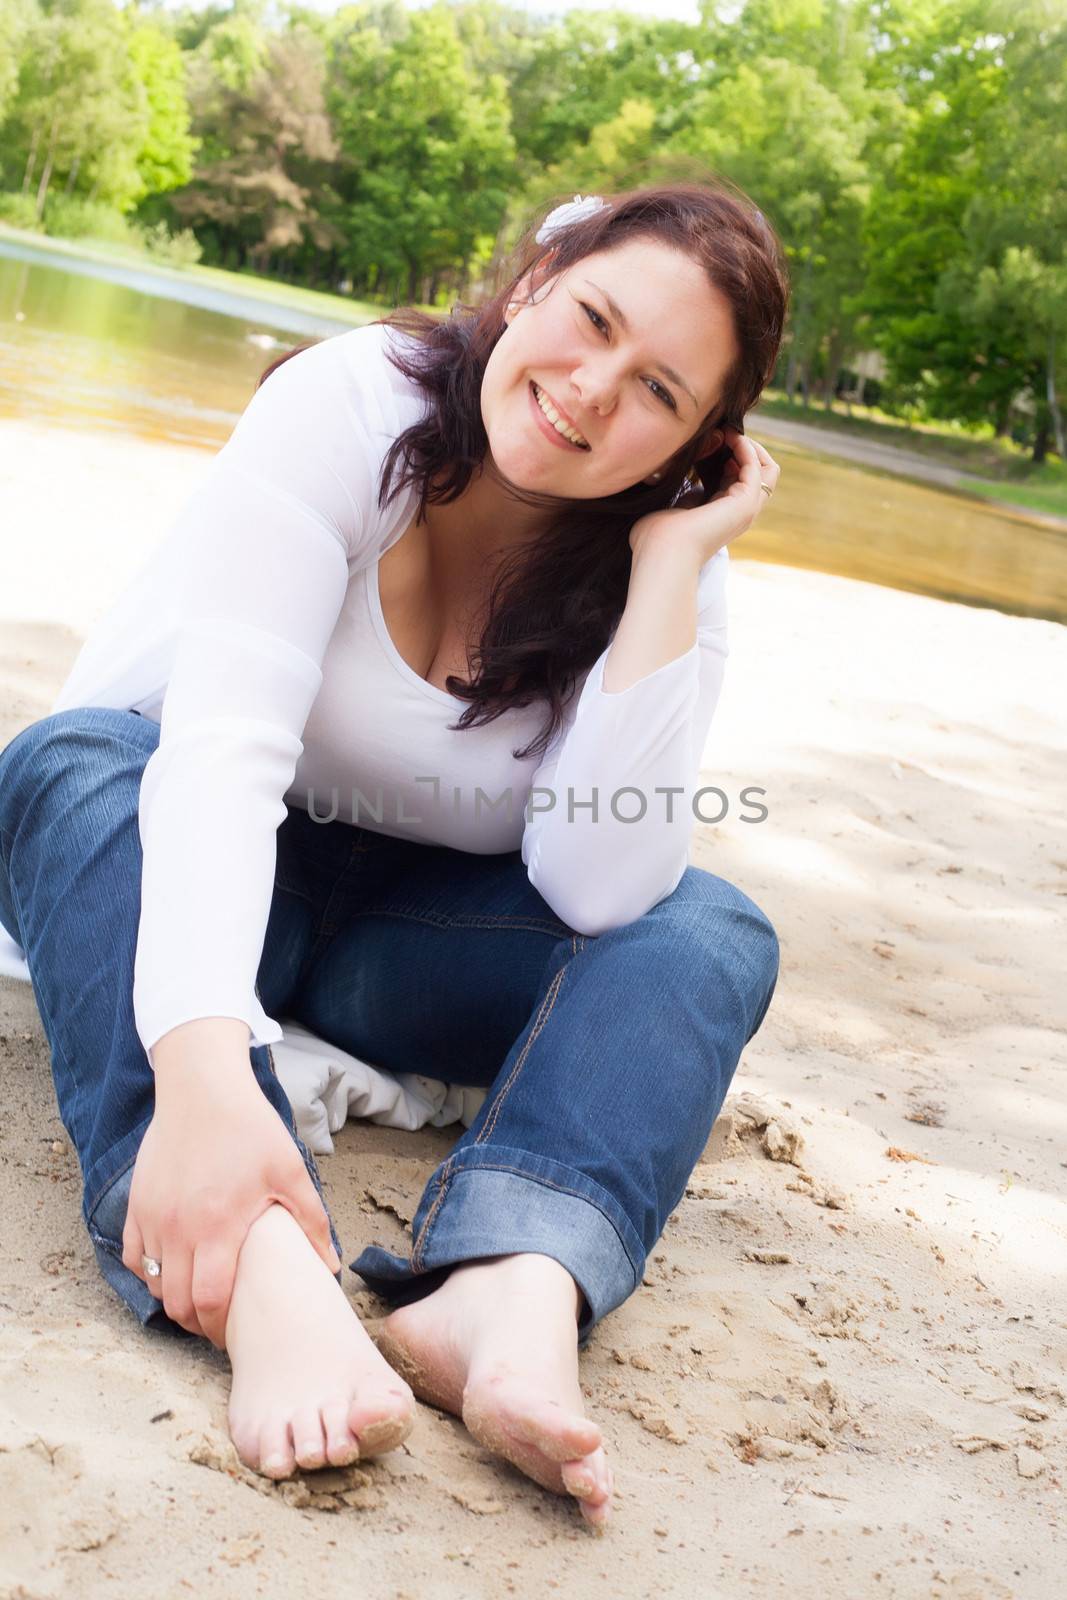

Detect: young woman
0,181,787,1530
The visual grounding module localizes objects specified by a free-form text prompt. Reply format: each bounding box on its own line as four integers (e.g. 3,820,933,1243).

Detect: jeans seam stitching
475,961,568,1147
306,835,376,944
411,1160,453,1269
274,883,316,907
318,907,571,936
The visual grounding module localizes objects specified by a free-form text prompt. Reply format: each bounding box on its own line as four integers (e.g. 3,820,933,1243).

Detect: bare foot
372,1254,613,1530
225,1203,415,1478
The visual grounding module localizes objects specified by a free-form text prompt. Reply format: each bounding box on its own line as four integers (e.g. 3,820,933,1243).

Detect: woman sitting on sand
0,180,786,1530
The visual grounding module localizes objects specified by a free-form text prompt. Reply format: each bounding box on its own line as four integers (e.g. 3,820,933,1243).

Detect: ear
505,250,559,325
694,419,725,459
641,418,725,487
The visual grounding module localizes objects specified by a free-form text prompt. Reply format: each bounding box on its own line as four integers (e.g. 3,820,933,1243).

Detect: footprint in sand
0,1425,119,1596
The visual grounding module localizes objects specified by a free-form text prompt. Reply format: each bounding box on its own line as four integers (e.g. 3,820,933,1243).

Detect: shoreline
4,222,1062,528
754,410,1067,532
0,223,376,337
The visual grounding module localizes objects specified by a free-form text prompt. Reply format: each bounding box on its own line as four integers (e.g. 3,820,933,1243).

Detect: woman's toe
580,1492,612,1531
508,1398,601,1462
563,1445,611,1503
561,1458,597,1499
322,1400,361,1467
348,1376,415,1446
351,1398,415,1457
259,1418,295,1479
291,1407,327,1470
228,1416,258,1472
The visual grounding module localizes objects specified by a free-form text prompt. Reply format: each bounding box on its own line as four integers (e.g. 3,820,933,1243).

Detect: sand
1,416,1065,1600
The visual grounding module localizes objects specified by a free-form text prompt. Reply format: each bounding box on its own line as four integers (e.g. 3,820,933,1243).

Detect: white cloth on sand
0,931,484,1152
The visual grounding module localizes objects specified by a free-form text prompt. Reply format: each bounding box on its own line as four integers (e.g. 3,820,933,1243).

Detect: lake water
1,243,1064,624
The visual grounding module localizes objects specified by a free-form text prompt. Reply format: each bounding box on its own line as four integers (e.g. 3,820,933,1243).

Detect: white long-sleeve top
52,322,730,1058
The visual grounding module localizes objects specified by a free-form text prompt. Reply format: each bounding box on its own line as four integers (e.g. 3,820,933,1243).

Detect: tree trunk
822,331,845,412
855,372,868,406
1046,331,1066,460
21,125,40,196
1032,412,1050,464
823,363,839,411
34,114,61,222
784,347,800,403
64,157,80,197
785,255,814,404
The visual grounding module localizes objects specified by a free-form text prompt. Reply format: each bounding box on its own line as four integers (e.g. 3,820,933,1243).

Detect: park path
751,410,1067,529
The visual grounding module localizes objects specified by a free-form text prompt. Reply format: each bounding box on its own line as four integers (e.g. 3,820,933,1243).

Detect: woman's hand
629,428,780,565
122,1056,341,1349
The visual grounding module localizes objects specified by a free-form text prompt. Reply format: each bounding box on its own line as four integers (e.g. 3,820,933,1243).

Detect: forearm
602,532,703,695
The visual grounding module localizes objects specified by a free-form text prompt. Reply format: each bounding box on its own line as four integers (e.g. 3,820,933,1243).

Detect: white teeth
533,384,588,448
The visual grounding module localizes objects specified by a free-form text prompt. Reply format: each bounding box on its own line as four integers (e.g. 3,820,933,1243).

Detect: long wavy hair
259,179,788,762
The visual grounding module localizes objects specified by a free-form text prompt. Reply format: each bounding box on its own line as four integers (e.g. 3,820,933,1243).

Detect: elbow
526,863,649,939
527,841,690,938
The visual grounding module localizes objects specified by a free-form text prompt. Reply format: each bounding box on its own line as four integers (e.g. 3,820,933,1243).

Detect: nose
570,357,619,416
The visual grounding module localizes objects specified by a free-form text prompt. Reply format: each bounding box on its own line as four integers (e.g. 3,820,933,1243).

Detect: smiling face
480,235,741,501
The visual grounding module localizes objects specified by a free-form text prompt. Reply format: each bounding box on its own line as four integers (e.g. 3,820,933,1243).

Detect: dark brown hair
260,179,788,761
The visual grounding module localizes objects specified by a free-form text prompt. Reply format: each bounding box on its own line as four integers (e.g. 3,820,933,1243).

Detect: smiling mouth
531,382,591,450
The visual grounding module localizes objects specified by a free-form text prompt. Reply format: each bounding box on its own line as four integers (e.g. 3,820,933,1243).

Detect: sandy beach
1,416,1064,1600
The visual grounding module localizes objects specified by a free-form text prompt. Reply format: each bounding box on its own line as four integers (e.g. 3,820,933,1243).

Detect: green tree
2,0,193,217
125,15,198,200
326,1,516,301
0,0,39,128
168,20,338,273
506,7,699,182
672,52,871,401
861,0,1066,455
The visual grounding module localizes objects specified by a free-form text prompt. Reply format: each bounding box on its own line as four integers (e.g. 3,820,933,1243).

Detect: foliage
0,190,40,228
0,0,1061,459
324,2,517,302
167,21,339,273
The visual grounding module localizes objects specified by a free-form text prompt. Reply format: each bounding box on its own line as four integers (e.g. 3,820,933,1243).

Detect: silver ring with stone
142,1254,162,1279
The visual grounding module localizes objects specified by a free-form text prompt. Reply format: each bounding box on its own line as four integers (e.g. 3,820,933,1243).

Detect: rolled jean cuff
350,1147,644,1342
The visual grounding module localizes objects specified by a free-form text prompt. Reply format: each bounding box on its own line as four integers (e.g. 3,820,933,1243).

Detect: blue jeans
0,707,780,1342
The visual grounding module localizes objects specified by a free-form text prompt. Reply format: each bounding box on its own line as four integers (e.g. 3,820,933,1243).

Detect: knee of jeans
0,708,150,824
746,899,780,978
661,869,780,999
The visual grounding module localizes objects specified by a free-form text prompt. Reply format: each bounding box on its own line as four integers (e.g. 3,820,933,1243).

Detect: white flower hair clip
535,194,608,245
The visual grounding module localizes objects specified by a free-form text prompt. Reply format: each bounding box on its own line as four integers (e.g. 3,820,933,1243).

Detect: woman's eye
581,302,677,410
648,380,677,411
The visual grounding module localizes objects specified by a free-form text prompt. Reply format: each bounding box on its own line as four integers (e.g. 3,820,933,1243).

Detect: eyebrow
583,279,700,410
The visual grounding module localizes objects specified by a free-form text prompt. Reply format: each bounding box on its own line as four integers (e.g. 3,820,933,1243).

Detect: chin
486,437,562,494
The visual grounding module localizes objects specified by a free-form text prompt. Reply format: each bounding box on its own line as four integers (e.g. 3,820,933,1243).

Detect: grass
0,221,392,325
758,389,1067,520
959,470,1067,521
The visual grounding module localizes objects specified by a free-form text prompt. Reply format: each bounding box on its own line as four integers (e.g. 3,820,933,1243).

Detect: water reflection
0,246,340,448
1,246,1064,623
745,440,1067,625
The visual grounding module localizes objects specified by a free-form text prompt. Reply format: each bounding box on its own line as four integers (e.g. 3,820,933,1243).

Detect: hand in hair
628,428,780,566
